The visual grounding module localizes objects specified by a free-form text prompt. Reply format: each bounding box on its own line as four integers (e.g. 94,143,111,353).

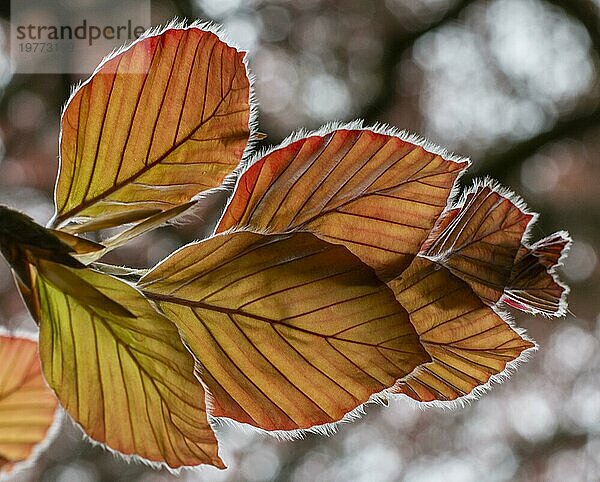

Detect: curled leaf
47,229,105,256
59,209,162,235
421,184,533,305
140,231,429,431
388,182,569,402
503,231,571,316
0,206,84,288
421,182,570,315
69,202,199,265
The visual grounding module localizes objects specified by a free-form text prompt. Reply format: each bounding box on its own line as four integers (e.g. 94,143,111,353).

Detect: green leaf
32,261,224,469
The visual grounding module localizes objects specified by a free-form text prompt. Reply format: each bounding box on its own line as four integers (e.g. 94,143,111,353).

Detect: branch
171,0,194,19
350,0,600,185
470,0,600,181
546,0,600,52
362,0,479,122
472,106,600,181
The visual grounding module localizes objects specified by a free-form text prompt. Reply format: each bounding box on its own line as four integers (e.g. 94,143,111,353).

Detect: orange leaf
0,333,58,475
421,183,533,304
51,25,251,233
139,231,430,431
389,183,568,402
215,132,569,403
389,257,535,402
421,182,570,315
217,128,468,280
503,231,571,316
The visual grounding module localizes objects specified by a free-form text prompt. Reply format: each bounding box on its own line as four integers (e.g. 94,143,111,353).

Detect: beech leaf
421,182,571,316
387,182,569,402
217,128,468,280
0,20,573,470
503,232,571,316
51,25,251,234
216,133,570,404
32,261,223,469
388,257,535,402
139,231,430,431
0,334,58,475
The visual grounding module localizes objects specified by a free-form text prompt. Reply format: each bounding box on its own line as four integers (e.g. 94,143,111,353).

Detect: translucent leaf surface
31,262,223,469
421,183,570,315
420,184,534,304
214,132,570,404
0,334,58,474
140,231,429,431
503,232,571,316
52,25,251,232
389,257,535,402
217,129,468,279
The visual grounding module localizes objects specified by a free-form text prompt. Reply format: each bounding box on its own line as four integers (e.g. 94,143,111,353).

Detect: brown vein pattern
217,130,468,280
421,185,533,305
0,335,57,473
53,27,250,229
139,231,430,431
503,232,570,315
389,257,534,402
34,265,223,469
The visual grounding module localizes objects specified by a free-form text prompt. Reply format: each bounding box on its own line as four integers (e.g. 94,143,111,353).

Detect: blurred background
1,0,599,480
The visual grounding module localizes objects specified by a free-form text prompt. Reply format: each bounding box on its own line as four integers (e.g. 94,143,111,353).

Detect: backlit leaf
0,333,58,474
139,231,430,431
69,201,199,265
217,128,468,279
101,201,197,251
59,209,162,235
0,16,574,471
503,231,571,316
48,229,106,256
421,183,570,315
214,132,568,404
31,261,223,469
420,184,534,304
51,25,251,234
388,257,535,402
387,183,568,402
0,206,85,288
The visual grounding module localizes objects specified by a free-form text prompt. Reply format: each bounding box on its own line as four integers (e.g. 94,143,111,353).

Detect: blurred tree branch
517,430,589,478
360,0,600,183
476,107,600,179
477,0,600,180
169,0,194,19
362,0,478,122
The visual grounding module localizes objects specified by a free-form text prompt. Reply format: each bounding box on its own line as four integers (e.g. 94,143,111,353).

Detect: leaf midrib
146,292,411,351
54,56,244,227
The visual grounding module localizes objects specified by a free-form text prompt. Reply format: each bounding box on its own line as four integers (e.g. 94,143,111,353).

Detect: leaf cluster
0,21,570,474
